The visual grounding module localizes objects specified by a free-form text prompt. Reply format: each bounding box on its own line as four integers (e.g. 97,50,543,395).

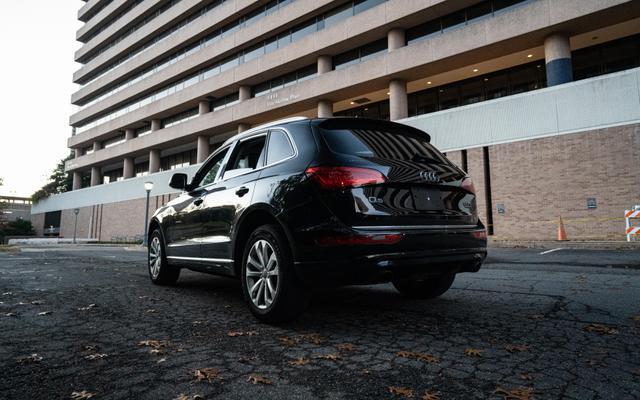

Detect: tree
32,154,74,203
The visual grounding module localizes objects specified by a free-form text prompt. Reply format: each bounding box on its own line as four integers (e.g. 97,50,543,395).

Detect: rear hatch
310,119,478,229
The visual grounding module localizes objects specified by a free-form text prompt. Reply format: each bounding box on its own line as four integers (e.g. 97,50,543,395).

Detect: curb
489,239,640,250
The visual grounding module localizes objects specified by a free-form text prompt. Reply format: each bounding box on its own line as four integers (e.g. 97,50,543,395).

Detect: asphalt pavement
0,246,639,399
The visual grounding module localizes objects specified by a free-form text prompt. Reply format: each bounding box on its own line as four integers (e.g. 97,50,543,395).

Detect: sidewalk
489,238,640,250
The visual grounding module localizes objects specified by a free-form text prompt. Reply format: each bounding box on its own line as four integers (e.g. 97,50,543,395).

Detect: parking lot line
539,248,564,255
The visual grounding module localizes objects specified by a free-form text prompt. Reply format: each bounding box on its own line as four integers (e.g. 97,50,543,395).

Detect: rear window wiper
411,154,444,164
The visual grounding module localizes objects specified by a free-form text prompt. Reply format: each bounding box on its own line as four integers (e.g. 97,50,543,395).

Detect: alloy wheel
149,236,161,279
245,239,279,310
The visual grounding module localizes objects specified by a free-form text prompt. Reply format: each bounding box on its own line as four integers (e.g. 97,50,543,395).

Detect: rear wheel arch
232,206,293,277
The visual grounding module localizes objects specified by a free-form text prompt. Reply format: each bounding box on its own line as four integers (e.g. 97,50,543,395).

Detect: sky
0,1,83,197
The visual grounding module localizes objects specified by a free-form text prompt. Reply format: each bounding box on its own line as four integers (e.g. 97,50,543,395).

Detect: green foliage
0,219,35,242
31,154,74,203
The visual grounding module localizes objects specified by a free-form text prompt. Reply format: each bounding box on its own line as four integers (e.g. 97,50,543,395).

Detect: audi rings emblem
420,171,441,183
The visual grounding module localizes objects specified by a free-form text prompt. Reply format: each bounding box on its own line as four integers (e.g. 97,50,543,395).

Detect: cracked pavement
1,246,639,399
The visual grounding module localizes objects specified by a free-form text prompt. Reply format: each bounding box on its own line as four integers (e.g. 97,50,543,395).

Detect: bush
0,219,35,242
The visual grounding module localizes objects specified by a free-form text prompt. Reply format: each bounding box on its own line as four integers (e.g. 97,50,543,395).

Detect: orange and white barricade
625,209,640,242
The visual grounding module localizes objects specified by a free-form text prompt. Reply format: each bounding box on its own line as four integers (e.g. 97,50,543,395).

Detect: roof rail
223,116,309,145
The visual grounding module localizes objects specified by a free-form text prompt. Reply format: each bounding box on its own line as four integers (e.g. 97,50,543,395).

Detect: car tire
392,273,456,299
148,229,180,285
241,224,307,323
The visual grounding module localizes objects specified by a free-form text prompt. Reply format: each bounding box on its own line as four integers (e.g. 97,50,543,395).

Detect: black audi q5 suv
147,117,487,322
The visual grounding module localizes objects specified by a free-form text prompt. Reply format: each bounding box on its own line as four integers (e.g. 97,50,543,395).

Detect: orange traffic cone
557,216,568,241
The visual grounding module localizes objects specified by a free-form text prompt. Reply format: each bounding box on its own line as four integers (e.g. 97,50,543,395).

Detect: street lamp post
143,181,154,247
73,208,80,244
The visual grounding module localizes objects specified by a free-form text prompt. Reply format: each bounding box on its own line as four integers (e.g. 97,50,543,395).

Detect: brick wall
489,123,640,240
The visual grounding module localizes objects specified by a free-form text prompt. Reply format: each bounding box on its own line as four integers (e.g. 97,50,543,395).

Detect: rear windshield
320,127,449,164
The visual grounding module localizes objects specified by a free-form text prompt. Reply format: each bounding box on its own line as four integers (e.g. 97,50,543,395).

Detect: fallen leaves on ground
70,391,96,399
422,390,440,400
192,367,223,383
146,309,157,313
77,304,96,311
397,351,440,364
495,386,534,400
83,345,98,352
314,353,341,361
632,368,640,376
278,333,323,347
30,300,45,305
288,357,310,366
17,353,43,364
247,374,272,385
4,312,17,317
336,343,356,352
586,352,608,368
583,323,619,335
3,292,13,296
505,344,530,353
574,275,587,283
464,348,483,357
519,373,533,381
138,339,168,354
389,386,414,398
37,311,52,316
227,330,258,337
84,353,108,360
631,315,640,322
175,395,204,400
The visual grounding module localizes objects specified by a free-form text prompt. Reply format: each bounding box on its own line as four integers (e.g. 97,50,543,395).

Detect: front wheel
241,225,307,323
148,229,180,285
392,273,456,299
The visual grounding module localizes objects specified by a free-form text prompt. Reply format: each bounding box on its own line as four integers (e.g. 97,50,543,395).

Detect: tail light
461,177,476,194
305,166,386,189
316,233,403,246
471,230,487,240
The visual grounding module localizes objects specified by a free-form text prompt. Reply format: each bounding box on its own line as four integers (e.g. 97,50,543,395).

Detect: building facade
31,0,640,241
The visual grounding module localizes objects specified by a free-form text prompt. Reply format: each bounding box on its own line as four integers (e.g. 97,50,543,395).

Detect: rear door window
226,135,267,171
266,130,295,165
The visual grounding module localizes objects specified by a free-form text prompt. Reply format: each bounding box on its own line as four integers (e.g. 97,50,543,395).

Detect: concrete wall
404,67,640,152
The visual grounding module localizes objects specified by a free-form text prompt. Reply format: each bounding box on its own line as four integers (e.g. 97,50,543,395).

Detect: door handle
236,187,250,197
194,198,204,206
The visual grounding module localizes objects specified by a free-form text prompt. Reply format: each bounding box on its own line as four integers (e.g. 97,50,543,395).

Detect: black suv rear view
147,117,487,322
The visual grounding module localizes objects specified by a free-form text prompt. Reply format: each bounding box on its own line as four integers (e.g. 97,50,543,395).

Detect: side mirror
169,173,188,190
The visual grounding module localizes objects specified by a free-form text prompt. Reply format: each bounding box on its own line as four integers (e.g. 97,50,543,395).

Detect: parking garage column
238,123,250,133
90,166,102,186
239,85,252,102
124,128,135,141
317,100,333,118
198,100,210,115
151,119,162,132
149,149,161,174
317,55,332,74
197,136,209,163
544,32,573,86
93,141,101,152
389,79,408,121
74,148,82,158
72,172,82,190
388,28,406,51
123,157,134,179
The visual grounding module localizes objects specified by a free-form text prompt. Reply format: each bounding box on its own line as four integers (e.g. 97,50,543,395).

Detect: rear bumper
291,224,487,286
